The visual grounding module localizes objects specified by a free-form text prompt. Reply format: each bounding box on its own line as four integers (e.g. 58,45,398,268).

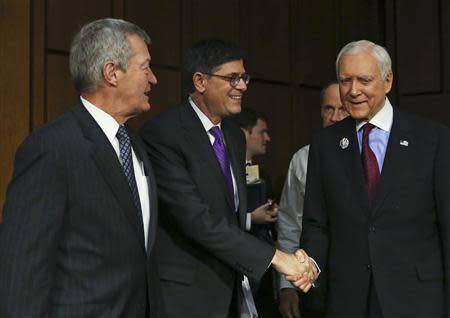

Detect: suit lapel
180,102,236,211
222,119,247,228
71,101,146,251
338,117,370,212
129,129,158,253
371,109,412,217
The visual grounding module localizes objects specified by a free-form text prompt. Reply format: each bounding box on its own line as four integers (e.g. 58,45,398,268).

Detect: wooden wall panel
244,83,292,189
46,54,77,121
340,0,384,44
297,0,338,86
396,0,441,94
246,0,291,82
190,0,240,44
296,87,322,149
443,0,450,93
125,0,181,67
400,95,450,125
0,0,31,213
47,0,112,51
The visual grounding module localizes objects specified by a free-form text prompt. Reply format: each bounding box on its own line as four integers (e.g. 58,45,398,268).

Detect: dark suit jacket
140,99,275,318
301,108,450,318
0,100,162,317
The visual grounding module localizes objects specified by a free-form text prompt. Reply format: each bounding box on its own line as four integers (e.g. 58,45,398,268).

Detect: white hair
336,40,392,79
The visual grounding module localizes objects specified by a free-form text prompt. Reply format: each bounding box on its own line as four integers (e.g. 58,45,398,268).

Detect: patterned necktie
209,126,235,204
361,123,380,204
116,126,142,214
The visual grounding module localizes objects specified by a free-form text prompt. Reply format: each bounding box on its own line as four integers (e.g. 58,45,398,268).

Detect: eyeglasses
203,72,251,87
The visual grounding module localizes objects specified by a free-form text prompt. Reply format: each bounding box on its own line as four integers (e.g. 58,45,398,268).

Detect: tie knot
209,126,223,141
363,123,376,134
116,125,129,142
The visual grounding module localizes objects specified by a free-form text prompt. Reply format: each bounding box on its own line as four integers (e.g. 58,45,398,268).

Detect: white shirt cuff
246,213,252,231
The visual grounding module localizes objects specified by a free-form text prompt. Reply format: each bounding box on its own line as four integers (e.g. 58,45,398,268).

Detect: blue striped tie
116,126,142,214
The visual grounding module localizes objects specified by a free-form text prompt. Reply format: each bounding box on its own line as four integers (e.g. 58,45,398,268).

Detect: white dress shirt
276,145,310,289
81,97,150,249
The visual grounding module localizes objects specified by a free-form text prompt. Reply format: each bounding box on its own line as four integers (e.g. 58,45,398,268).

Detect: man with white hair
294,40,450,318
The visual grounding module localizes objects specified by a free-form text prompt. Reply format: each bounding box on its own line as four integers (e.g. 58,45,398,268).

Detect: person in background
231,107,280,317
278,82,348,318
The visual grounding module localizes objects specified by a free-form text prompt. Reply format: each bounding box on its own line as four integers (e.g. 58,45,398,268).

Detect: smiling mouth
229,95,242,100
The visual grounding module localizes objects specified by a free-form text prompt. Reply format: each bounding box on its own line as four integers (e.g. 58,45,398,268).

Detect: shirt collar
80,96,121,143
188,96,222,132
355,97,393,132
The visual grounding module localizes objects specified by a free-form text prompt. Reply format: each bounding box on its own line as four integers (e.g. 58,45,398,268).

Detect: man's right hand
279,288,300,318
251,201,278,224
272,249,313,293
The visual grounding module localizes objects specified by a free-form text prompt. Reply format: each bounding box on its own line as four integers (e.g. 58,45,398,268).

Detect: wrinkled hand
272,249,311,291
286,249,319,293
279,288,300,318
251,200,278,224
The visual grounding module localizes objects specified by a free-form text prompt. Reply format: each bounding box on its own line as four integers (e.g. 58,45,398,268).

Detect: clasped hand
272,249,318,293
286,249,318,293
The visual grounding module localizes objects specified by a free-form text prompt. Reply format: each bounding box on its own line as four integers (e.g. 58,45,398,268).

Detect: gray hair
69,18,151,93
335,40,392,79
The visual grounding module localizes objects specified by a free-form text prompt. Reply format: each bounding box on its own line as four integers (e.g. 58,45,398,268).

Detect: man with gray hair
293,40,450,318
0,18,161,317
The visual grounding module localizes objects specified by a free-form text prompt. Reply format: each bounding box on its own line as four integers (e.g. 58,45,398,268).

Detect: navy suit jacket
0,100,162,317
301,109,450,318
140,99,275,318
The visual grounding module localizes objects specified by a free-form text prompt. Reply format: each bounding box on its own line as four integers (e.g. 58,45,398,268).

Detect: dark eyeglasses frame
203,72,250,87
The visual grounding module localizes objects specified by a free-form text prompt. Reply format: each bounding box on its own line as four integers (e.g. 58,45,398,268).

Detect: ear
103,61,119,87
384,71,393,94
240,127,250,138
193,72,207,93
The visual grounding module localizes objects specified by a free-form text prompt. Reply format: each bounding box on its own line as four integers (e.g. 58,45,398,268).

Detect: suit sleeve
434,125,450,317
300,134,329,271
0,134,66,317
140,123,275,281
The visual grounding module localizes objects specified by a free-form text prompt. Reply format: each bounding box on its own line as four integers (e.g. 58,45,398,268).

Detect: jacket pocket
415,257,444,281
159,262,197,285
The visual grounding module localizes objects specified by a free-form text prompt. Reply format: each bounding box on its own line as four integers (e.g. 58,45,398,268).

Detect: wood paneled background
1,0,449,213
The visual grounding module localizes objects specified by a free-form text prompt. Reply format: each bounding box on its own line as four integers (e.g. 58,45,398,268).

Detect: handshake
272,249,318,293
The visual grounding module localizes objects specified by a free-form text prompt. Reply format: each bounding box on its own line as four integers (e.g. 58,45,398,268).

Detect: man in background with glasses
140,39,314,318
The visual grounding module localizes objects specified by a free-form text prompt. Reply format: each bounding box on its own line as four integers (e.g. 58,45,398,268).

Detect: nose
148,68,157,85
349,80,361,97
330,109,340,123
265,133,271,142
234,77,247,91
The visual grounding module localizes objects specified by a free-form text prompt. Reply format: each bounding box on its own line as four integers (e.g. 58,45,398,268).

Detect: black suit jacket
140,99,275,318
301,108,450,318
0,100,162,317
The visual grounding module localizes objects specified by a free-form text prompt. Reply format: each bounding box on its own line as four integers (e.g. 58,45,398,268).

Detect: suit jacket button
366,264,372,270
369,226,376,233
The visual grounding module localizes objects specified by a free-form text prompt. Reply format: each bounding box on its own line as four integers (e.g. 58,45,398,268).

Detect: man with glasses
140,39,313,318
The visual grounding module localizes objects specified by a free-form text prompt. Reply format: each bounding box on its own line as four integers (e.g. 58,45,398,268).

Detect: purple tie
209,126,235,203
